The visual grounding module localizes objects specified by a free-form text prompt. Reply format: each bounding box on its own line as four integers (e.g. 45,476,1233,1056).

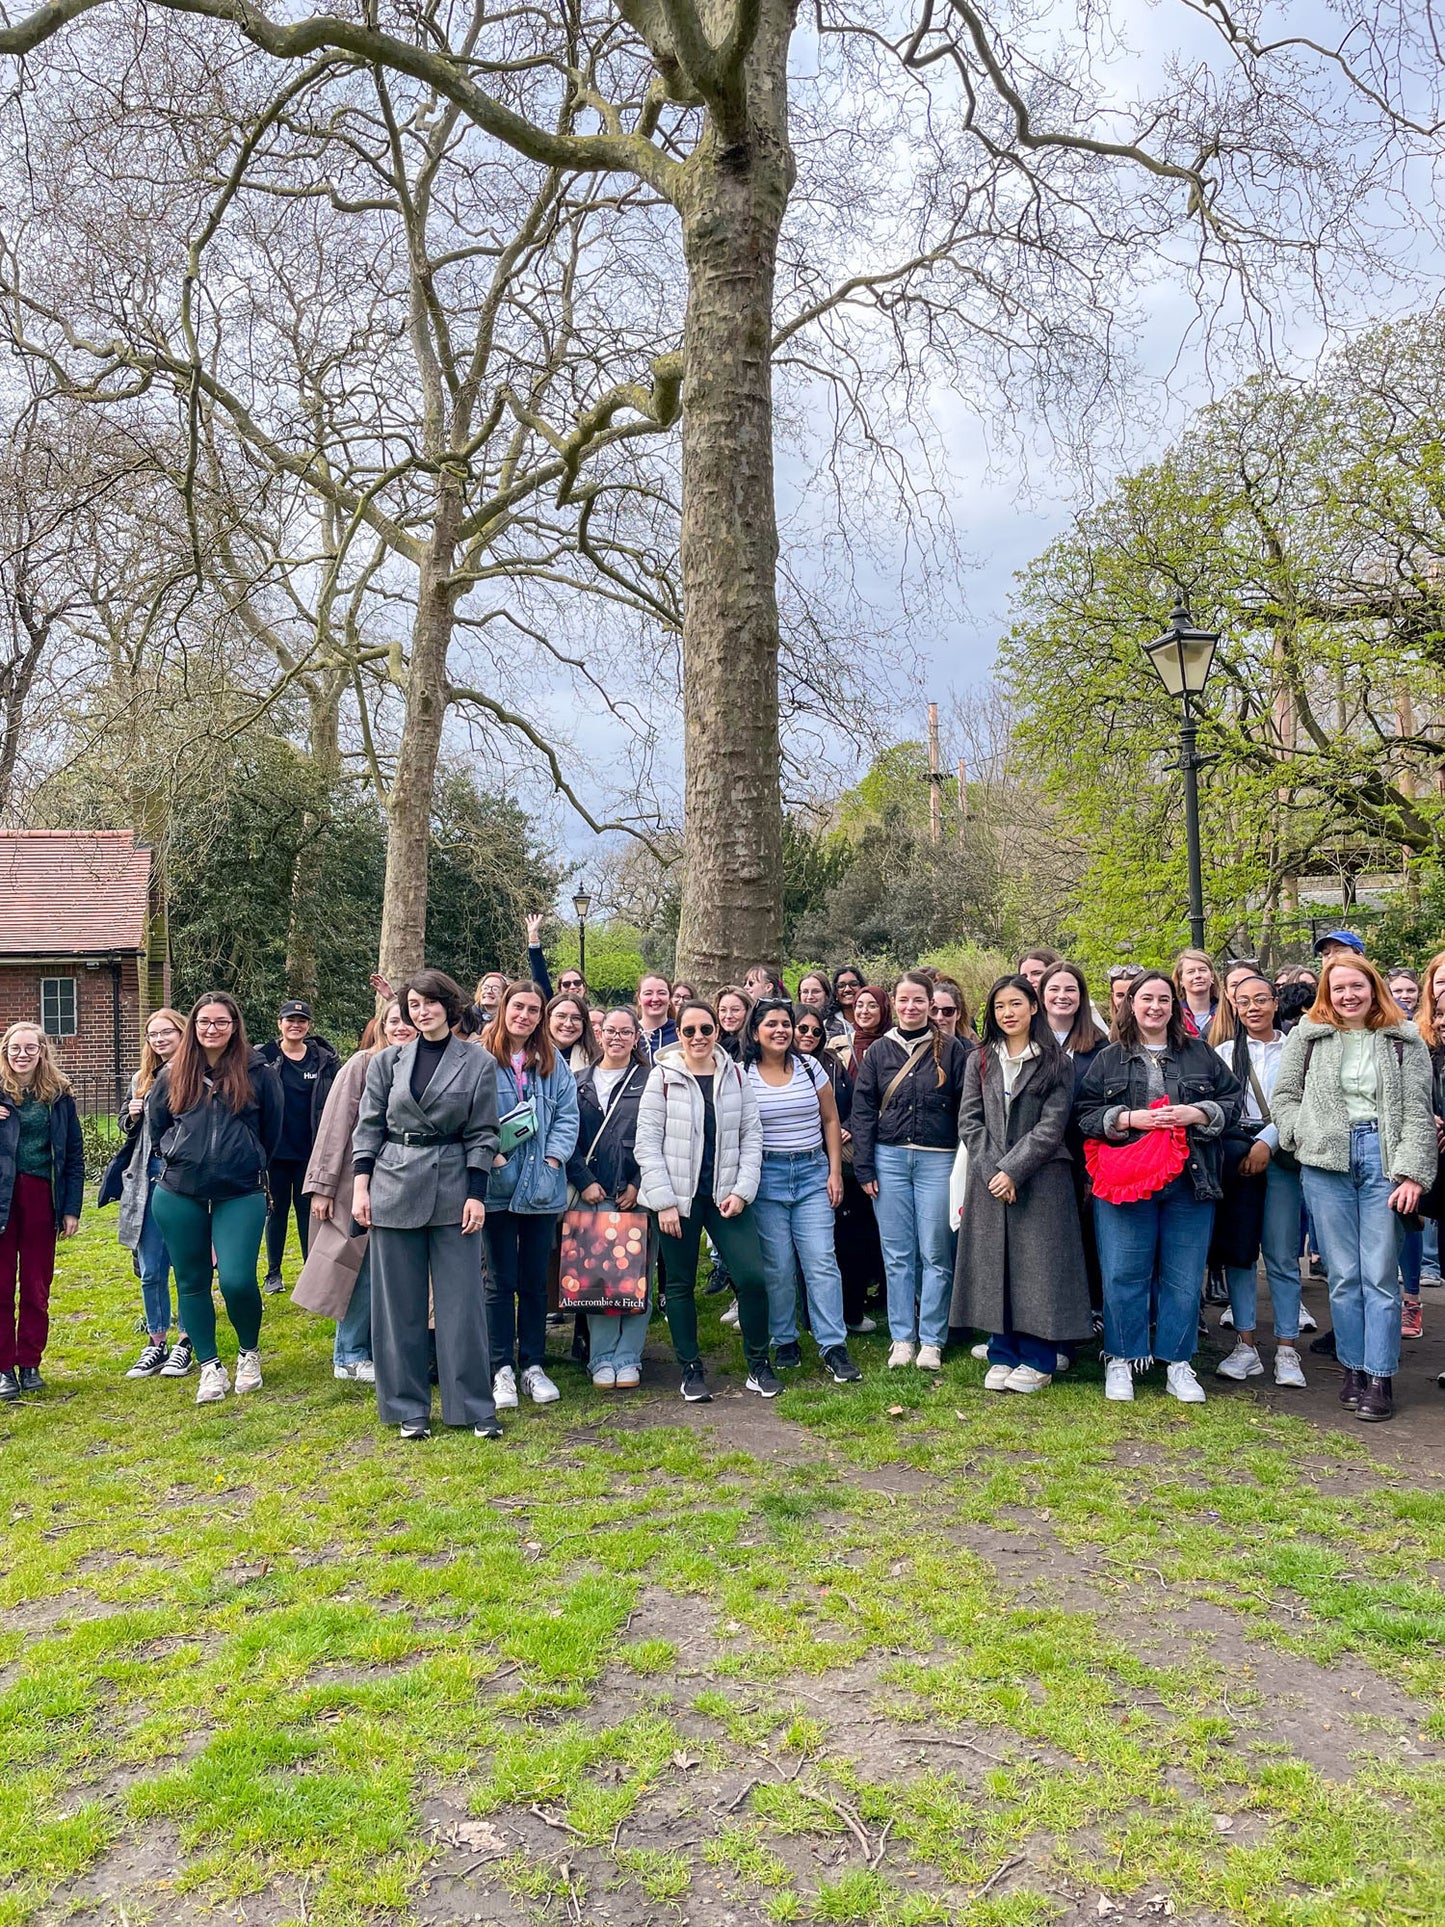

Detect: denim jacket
485,1055,580,1215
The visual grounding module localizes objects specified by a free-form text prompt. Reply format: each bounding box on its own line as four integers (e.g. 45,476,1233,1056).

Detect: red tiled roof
0,831,152,955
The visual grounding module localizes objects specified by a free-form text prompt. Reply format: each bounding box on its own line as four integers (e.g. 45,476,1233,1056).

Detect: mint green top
1339,1030,1379,1124
14,1091,52,1180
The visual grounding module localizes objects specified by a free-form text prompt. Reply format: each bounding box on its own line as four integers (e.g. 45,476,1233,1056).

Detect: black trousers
265,1158,310,1273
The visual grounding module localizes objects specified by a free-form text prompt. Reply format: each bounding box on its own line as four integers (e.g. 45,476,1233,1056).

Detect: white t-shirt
747,1057,827,1153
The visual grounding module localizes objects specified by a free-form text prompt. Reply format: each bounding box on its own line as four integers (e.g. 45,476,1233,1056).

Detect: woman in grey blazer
352,969,501,1440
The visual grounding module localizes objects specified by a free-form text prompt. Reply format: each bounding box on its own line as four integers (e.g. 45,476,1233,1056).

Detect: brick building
0,831,168,1114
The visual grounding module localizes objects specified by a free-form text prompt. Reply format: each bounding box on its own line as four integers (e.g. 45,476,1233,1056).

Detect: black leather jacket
1075,1038,1242,1202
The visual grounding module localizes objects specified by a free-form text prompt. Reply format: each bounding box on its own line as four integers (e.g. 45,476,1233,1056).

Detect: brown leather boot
1338,1368,1366,1409
1357,1374,1394,1422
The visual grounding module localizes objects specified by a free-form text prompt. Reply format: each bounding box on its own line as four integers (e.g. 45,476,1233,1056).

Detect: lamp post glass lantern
572,888,592,983
1142,600,1220,951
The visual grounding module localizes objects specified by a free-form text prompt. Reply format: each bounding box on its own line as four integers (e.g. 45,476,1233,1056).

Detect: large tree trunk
378,487,463,984
673,95,794,990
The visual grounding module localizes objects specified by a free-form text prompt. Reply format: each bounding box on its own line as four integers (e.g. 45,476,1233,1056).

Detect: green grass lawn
4,1222,1445,1926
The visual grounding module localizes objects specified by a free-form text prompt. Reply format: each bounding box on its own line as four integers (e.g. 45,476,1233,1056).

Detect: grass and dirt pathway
4,1224,1445,1927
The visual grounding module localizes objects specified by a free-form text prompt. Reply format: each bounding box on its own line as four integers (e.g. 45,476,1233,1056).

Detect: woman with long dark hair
353,969,501,1440
743,998,859,1382
953,978,1091,1392
147,994,283,1406
547,992,600,1075
482,980,580,1409
1075,972,1241,1404
851,973,975,1371
1036,961,1107,1325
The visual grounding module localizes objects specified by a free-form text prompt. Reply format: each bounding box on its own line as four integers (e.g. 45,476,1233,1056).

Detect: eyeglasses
680,1023,716,1038
196,1018,234,1031
1235,994,1275,1008
8,1042,39,1055
600,1027,636,1042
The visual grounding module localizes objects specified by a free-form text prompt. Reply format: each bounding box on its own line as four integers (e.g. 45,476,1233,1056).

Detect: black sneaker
399,1421,431,1441
680,1359,712,1403
0,1371,18,1402
17,1367,43,1394
474,1420,504,1439
774,1340,803,1369
263,1271,285,1296
822,1345,862,1383
746,1361,783,1398
1308,1329,1338,1358
126,1342,169,1379
159,1336,194,1377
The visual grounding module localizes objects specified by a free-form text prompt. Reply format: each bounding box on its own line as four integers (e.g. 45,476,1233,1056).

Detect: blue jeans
136,1160,174,1337
1301,1125,1404,1377
1093,1175,1216,1365
752,1149,847,1351
1423,1219,1440,1280
871,1144,955,1350
334,1247,373,1367
987,1330,1055,1374
587,1306,650,1371
1225,1158,1305,1340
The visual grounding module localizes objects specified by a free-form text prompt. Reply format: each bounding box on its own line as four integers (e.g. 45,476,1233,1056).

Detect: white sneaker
334,1360,375,1383
846,1315,877,1334
493,1365,519,1409
1274,1347,1307,1388
1054,1352,1071,1373
1005,1365,1052,1394
1166,1361,1206,1404
887,1340,916,1369
591,1363,617,1389
970,1342,990,1361
720,1303,740,1328
1104,1359,1134,1402
234,1349,263,1394
1215,1341,1263,1382
196,1360,229,1404
521,1365,560,1404
1220,1306,1235,1328
983,1364,1013,1391
916,1344,943,1372
1299,1305,1318,1332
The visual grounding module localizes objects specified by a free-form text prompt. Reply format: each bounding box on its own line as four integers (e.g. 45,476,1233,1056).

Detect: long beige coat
293,1049,372,1319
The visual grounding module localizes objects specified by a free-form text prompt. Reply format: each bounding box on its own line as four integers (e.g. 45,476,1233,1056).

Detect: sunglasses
680,1022,716,1038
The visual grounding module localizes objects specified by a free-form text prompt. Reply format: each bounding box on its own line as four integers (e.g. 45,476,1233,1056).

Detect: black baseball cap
278,1000,313,1020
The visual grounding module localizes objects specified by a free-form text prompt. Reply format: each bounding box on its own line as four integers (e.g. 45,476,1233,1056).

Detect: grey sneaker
262,1271,285,1295
745,1361,783,1398
234,1349,263,1394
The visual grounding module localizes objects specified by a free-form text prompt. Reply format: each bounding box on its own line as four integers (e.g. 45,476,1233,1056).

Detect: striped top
747,1057,827,1153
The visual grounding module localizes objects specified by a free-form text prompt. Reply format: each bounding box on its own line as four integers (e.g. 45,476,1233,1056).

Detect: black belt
393,1131,449,1148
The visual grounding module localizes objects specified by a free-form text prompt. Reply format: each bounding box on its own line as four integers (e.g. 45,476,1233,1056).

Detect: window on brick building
41,976,77,1038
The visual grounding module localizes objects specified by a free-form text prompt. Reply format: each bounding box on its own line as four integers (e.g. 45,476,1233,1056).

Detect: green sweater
15,1092,52,1180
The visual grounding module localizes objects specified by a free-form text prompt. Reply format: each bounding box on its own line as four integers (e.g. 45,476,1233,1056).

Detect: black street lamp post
572,886,592,984
1141,600,1220,952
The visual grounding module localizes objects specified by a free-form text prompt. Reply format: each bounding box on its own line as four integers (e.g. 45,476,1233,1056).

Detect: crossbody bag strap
879,1038,934,1114
1246,1061,1271,1123
585,1066,639,1165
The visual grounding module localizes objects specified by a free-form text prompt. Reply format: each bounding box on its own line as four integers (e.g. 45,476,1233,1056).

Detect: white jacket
634,1047,763,1215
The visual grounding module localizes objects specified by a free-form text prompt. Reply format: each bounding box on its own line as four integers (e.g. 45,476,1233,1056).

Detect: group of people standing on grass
2,921,1442,1434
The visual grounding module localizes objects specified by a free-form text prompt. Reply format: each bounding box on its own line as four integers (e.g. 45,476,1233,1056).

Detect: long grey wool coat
949,1047,1094,1344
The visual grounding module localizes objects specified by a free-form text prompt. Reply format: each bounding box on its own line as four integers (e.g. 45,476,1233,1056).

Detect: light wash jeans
751,1148,847,1352
334,1247,373,1368
871,1143,955,1350
1301,1124,1405,1378
587,1306,650,1372
1422,1219,1440,1280
136,1159,174,1336
1093,1175,1215,1365
1225,1158,1305,1340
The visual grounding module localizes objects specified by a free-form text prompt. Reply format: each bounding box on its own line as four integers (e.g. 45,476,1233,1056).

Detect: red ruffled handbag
1084,1096,1190,1205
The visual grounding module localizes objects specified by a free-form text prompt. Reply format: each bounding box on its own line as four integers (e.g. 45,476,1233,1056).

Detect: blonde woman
1172,949,1222,1040
117,1007,190,1378
0,1022,84,1400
